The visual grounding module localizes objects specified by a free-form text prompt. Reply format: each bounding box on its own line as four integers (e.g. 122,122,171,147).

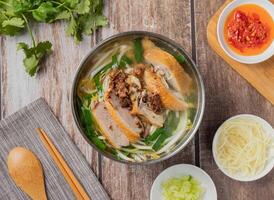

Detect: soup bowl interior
71,31,205,164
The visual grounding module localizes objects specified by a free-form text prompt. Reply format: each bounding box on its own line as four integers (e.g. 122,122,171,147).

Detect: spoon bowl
7,147,47,200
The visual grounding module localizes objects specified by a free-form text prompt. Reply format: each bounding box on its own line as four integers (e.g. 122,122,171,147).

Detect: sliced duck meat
142,92,164,114
92,102,129,149
142,38,192,95
144,69,188,111
131,98,164,127
104,90,142,142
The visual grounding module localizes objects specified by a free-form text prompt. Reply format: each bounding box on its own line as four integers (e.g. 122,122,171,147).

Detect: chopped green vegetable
119,55,132,68
187,108,196,123
111,54,119,68
80,106,106,150
93,74,103,92
162,175,205,200
93,56,115,92
134,38,143,63
173,53,186,64
152,112,180,151
81,106,95,136
0,0,108,77
82,92,97,107
144,128,165,143
90,136,106,151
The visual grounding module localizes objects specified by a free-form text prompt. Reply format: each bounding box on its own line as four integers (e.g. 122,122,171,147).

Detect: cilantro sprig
0,0,108,77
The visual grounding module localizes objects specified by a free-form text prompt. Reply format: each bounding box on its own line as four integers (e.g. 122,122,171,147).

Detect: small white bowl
212,114,274,181
217,0,274,64
150,164,217,200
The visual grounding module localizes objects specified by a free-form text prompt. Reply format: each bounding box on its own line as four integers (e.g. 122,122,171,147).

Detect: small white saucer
150,164,217,200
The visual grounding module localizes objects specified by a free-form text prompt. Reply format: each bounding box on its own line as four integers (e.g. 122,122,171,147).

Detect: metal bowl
71,31,205,165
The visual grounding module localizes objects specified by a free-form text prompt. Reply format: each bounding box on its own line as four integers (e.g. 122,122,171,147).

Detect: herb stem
51,1,71,11
21,14,36,48
56,2,66,9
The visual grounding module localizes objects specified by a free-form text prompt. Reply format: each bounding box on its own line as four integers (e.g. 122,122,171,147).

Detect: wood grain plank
194,0,274,199
0,22,99,175
100,1,195,199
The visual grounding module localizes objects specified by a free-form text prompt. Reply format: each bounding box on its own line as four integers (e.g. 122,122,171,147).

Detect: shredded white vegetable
216,117,273,177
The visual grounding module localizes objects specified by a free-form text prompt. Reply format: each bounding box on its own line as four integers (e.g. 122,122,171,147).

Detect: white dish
217,0,274,64
212,114,274,181
150,164,217,200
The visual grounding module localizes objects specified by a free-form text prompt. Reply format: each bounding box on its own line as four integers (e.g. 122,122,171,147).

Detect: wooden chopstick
36,128,90,200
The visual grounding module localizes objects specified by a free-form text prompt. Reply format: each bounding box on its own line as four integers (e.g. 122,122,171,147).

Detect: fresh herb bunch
0,0,108,76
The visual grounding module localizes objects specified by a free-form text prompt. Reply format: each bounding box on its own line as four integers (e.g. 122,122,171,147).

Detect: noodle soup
72,33,204,163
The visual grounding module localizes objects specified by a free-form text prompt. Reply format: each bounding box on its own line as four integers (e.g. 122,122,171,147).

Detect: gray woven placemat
0,98,109,200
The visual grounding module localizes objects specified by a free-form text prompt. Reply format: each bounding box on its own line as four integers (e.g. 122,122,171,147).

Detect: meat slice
142,38,192,95
131,99,164,127
92,102,129,149
144,69,188,111
104,91,142,142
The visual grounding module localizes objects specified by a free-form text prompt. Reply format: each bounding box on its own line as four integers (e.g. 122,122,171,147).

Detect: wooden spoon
7,147,47,200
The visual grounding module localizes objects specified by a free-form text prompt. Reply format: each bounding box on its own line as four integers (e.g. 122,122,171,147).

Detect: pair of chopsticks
36,128,90,200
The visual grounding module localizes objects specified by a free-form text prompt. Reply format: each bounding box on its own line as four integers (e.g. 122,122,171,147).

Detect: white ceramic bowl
212,114,274,181
217,0,274,64
150,164,217,200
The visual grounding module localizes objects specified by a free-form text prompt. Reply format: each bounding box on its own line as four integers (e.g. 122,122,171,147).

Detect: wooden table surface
1,0,273,199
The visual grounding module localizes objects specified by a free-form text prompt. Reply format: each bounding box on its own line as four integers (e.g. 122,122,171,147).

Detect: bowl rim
71,31,205,165
217,0,274,64
212,114,274,181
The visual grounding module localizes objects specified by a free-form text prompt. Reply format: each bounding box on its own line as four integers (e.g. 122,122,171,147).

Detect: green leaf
35,41,52,57
17,41,52,76
91,0,103,13
62,0,79,9
134,38,143,63
54,10,71,20
2,17,25,28
17,42,33,57
66,15,77,35
75,0,90,14
0,17,25,35
94,14,108,27
32,2,58,22
79,13,108,36
23,55,39,77
11,0,33,15
17,42,29,50
66,15,82,42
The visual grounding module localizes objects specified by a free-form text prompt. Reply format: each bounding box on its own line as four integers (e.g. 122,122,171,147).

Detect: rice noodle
216,118,273,176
